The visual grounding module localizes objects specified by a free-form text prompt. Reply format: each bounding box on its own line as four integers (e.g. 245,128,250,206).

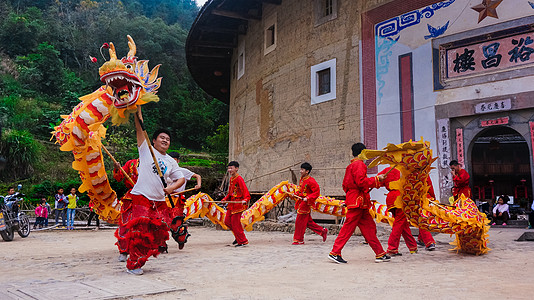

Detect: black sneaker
328,253,347,264
158,246,168,254
417,240,425,247
232,240,238,245
389,252,402,257
426,243,436,251
235,243,248,247
375,255,391,263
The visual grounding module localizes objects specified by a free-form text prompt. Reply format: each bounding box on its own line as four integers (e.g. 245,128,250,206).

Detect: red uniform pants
331,208,386,258
417,229,435,247
224,211,248,245
293,213,324,242
387,208,417,254
123,193,172,270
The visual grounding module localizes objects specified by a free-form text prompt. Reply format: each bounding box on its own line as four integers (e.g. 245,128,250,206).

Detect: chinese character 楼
453,48,476,73
481,42,502,69
508,37,534,63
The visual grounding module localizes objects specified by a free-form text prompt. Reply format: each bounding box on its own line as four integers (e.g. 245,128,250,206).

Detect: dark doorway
471,126,532,209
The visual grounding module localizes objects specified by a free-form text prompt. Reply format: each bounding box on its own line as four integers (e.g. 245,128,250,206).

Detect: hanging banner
437,119,451,169
456,128,464,167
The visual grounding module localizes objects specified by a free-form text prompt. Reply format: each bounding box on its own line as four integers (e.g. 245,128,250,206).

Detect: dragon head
98,35,162,124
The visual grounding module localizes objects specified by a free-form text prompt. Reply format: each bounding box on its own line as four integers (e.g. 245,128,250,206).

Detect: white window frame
237,41,245,80
310,58,336,105
264,13,277,55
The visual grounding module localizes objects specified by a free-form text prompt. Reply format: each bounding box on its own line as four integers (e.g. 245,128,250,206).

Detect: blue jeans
67,208,76,227
55,209,66,226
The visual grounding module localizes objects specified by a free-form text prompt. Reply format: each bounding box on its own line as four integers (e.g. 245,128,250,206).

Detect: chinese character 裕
508,36,534,63
481,42,502,69
453,48,476,73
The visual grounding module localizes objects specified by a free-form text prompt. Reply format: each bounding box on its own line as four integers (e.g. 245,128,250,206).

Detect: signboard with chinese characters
456,128,464,167
446,31,534,79
437,118,451,169
474,99,511,114
481,116,509,127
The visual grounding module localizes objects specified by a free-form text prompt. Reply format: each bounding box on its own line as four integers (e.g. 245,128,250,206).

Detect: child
492,195,510,226
222,161,250,247
292,162,328,245
67,187,78,230
34,199,48,229
54,187,69,228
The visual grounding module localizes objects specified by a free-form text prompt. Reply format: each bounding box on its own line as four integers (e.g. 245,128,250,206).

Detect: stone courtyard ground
0,224,532,299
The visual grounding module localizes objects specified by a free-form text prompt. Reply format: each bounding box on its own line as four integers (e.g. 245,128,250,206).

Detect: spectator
492,195,510,226
44,200,51,227
54,187,69,228
67,188,78,230
34,199,48,229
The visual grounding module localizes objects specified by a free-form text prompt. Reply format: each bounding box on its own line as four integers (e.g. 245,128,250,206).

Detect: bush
0,129,41,180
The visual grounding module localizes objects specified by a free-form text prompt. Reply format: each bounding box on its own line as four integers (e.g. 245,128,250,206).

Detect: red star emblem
471,0,504,23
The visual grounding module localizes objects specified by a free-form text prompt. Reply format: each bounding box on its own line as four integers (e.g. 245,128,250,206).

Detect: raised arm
134,106,144,147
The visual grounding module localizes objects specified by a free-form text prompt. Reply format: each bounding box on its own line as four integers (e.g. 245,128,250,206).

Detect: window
264,13,277,55
237,41,245,79
324,0,333,17
310,58,336,105
317,69,331,95
314,0,337,26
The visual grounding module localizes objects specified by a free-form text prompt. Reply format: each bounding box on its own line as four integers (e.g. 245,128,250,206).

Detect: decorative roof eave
186,0,282,104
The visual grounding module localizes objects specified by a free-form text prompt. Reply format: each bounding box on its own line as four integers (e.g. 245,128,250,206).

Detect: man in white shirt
122,106,185,275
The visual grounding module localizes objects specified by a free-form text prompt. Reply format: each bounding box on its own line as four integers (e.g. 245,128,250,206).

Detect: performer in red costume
378,166,418,256
449,160,471,200
113,158,140,262
222,161,250,247
292,162,328,245
121,106,185,275
329,143,390,264
417,176,436,251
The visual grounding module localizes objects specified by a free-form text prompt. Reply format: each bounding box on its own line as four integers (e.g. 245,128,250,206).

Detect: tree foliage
0,0,229,184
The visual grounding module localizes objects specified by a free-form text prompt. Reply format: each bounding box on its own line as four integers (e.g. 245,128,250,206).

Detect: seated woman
492,195,510,226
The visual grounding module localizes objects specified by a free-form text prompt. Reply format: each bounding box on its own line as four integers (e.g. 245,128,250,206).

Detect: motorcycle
0,184,31,241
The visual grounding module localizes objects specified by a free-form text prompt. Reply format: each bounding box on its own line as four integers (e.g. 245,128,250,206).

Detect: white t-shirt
493,203,509,214
167,166,195,193
131,141,184,201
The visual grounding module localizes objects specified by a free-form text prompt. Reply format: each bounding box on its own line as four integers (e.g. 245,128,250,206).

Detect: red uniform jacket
377,167,401,210
223,174,250,214
426,176,436,199
342,158,380,209
295,175,320,214
452,168,471,198
113,159,139,189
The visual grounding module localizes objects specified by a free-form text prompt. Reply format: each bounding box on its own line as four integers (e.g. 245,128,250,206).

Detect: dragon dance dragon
53,37,488,255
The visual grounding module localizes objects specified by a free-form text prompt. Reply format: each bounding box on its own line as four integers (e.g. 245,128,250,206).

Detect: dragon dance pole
170,187,198,197
101,144,136,187
135,111,175,208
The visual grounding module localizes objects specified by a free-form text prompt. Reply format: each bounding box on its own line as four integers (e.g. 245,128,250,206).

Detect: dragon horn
127,35,136,57
109,42,117,60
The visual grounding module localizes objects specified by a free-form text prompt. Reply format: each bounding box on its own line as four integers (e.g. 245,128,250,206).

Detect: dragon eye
126,65,132,69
